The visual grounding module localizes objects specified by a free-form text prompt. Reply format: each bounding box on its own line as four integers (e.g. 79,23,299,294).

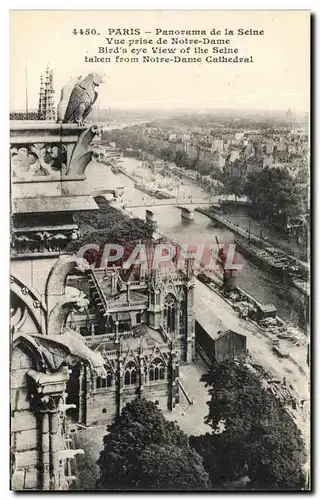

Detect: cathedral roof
89,268,148,314
122,325,167,351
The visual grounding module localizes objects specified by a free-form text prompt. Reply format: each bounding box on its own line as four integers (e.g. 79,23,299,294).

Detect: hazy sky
10,10,310,112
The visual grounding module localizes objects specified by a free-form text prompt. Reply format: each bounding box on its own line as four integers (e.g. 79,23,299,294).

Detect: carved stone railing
10,121,105,180
11,225,81,257
10,121,114,256
104,301,148,313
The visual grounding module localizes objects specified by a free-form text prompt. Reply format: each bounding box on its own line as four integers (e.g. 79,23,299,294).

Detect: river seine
86,156,302,327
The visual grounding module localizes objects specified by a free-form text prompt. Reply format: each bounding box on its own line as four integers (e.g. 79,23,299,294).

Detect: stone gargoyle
25,329,107,379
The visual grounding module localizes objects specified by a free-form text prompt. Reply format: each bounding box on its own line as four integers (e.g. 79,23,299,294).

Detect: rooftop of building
87,324,169,353
194,293,246,342
91,269,147,307
123,324,168,350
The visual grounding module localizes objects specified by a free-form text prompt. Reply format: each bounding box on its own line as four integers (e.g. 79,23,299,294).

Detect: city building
65,261,196,426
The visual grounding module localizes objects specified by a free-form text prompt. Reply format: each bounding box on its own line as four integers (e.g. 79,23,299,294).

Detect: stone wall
11,346,40,490
142,382,169,412
86,391,117,426
85,380,170,426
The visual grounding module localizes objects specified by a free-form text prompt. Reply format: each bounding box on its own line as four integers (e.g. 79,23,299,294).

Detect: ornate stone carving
11,144,67,178
10,122,121,182
11,300,27,333
12,228,80,255
48,292,89,335
32,330,107,379
11,276,46,335
66,125,120,176
62,73,105,126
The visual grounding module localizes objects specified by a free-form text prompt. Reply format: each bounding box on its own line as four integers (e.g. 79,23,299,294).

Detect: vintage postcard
10,10,310,491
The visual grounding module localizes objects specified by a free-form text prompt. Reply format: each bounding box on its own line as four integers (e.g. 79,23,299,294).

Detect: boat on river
235,236,301,281
235,236,309,314
181,209,195,222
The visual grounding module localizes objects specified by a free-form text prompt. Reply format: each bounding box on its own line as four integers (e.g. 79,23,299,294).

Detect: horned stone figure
62,73,105,126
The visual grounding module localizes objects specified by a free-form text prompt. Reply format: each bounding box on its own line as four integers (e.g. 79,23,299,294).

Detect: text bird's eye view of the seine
9,9,310,492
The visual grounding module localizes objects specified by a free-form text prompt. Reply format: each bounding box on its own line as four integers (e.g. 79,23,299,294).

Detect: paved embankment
196,207,309,274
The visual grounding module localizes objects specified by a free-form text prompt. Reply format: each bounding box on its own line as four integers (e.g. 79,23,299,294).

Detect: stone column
49,409,60,490
111,274,117,295
78,363,85,425
117,346,123,417
185,281,195,363
115,320,119,344
175,303,180,340
90,322,95,339
169,344,179,411
139,348,144,398
42,412,50,490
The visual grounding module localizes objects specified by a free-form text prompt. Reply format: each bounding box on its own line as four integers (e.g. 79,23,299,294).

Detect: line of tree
190,361,307,490
65,196,153,264
97,399,211,491
243,167,309,231
96,361,307,491
103,127,224,180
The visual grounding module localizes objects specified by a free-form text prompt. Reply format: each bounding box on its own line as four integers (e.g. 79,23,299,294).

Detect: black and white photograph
9,9,310,491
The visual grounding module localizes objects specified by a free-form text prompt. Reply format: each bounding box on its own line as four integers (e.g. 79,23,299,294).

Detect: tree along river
86,156,303,327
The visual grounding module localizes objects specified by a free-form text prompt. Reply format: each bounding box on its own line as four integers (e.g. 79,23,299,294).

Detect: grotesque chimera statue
63,73,105,126
57,76,82,122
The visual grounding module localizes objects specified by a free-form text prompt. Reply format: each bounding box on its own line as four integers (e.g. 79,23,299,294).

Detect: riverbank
196,207,309,273
195,207,309,327
88,156,305,326
226,211,308,264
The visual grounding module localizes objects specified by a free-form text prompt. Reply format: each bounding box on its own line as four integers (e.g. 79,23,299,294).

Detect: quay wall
196,207,309,275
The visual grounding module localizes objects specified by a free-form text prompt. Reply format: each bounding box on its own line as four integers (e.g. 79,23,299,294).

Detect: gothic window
105,316,114,335
124,361,138,386
179,304,186,333
149,358,165,382
96,368,113,389
124,370,131,386
106,370,113,387
119,321,131,333
96,376,106,389
164,294,176,333
155,290,160,306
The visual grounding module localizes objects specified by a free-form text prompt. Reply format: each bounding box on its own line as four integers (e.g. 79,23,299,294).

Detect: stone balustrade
10,121,105,256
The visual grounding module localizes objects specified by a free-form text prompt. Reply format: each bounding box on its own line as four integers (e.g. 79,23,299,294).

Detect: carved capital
27,368,70,413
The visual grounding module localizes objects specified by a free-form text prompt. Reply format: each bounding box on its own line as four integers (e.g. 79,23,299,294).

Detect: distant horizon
9,105,309,118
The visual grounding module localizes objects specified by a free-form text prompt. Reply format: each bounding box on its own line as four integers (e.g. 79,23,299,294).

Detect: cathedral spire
38,66,55,120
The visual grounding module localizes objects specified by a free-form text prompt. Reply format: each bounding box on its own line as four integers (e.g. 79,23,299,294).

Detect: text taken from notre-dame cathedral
74,28,265,65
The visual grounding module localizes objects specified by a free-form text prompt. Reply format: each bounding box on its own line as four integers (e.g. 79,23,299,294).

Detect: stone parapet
10,121,107,256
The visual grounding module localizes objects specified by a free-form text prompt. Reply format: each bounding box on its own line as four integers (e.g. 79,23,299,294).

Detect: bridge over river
92,188,250,210
125,194,250,209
